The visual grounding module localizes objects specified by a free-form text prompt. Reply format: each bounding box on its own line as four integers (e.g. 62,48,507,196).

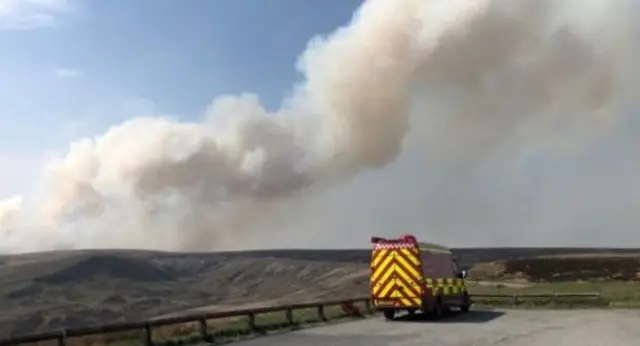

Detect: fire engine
370,233,470,320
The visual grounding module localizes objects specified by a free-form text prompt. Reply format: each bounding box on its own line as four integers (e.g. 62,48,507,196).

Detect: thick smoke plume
0,0,637,252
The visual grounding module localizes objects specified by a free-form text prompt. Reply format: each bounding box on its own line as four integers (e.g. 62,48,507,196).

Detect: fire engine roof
417,242,452,254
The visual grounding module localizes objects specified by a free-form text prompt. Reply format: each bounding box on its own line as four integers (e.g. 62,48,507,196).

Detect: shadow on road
390,309,505,324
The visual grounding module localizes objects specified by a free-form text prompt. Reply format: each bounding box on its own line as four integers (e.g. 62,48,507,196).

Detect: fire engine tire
433,297,444,318
383,310,395,320
460,293,471,312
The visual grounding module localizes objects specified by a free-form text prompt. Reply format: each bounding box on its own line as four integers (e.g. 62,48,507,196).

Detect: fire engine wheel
433,297,444,318
460,292,471,312
383,310,395,320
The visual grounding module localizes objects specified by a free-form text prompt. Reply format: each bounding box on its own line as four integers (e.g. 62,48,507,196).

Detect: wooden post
285,308,294,325
57,330,66,346
198,317,210,342
144,323,153,346
317,305,327,321
248,312,257,331
365,300,373,315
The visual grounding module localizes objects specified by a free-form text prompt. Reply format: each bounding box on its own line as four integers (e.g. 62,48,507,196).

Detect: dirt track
232,309,640,345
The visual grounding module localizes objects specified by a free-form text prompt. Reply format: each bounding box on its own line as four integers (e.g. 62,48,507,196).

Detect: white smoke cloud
0,0,637,253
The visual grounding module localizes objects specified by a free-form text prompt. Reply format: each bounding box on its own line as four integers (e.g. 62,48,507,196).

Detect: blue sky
0,0,363,198
0,0,638,248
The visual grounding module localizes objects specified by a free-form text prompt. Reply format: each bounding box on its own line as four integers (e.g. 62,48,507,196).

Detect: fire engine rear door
391,248,423,306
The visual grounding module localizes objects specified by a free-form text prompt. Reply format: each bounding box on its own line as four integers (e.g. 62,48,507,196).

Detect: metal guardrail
0,297,373,346
472,292,602,306
0,292,603,346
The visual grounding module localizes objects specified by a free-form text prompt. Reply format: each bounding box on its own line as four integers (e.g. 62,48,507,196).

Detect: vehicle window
420,252,434,277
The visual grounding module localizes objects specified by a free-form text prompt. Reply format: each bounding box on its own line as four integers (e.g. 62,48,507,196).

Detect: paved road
231,309,640,345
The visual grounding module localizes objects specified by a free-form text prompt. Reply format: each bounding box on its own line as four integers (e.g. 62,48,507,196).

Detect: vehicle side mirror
456,267,469,279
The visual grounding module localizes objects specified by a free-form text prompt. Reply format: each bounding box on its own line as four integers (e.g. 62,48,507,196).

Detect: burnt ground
0,247,639,337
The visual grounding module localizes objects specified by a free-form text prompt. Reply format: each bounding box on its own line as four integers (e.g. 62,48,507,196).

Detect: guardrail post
512,294,518,307
248,312,257,331
553,292,558,305
317,305,327,321
341,302,359,317
365,300,373,314
285,308,294,325
57,330,66,346
144,323,153,346
198,317,211,342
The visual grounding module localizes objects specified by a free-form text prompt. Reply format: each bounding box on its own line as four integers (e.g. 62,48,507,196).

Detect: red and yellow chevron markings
370,246,423,307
